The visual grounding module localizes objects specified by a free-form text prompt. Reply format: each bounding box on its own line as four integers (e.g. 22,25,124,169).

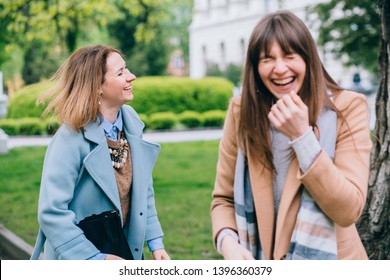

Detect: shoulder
227,95,242,119
230,95,242,108
222,95,242,140
53,124,85,144
332,90,371,136
122,105,144,125
46,124,89,159
332,89,368,111
122,104,140,117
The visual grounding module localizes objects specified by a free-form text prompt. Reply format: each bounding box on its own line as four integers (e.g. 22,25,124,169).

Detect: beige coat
211,90,372,260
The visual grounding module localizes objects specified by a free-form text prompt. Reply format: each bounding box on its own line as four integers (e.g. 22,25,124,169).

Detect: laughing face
100,51,136,109
258,41,306,100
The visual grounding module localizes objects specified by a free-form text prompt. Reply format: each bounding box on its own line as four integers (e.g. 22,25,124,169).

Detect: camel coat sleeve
211,97,241,244
298,91,372,227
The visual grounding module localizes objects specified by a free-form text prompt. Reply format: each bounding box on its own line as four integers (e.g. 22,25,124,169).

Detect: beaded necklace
108,131,129,169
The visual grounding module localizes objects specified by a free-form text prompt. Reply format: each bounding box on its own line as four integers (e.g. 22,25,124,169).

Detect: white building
188,0,368,88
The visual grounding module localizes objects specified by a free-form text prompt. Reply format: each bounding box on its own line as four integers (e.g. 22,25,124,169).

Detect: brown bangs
262,14,308,63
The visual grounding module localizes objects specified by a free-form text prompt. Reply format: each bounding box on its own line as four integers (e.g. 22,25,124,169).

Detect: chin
124,93,134,102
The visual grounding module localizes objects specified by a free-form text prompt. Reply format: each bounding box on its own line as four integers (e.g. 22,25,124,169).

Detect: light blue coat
31,105,163,260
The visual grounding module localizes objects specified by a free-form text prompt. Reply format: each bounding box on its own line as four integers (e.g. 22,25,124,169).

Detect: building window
240,38,246,63
202,45,208,75
207,0,212,9
220,42,226,71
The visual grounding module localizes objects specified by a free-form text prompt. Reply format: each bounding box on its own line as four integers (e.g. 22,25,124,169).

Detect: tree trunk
356,0,390,260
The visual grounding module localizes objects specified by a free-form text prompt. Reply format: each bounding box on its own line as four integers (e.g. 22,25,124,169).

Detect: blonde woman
31,45,169,260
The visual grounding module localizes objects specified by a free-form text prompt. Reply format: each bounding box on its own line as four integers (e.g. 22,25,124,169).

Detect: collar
102,110,123,135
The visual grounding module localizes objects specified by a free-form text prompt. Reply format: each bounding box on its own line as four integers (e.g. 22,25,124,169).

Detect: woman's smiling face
100,52,136,108
258,41,306,99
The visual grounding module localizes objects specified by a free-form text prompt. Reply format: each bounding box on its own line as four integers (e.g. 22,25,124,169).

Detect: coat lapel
274,157,302,259
247,152,302,259
82,121,122,211
121,106,160,196
126,134,159,203
247,152,275,260
80,107,160,225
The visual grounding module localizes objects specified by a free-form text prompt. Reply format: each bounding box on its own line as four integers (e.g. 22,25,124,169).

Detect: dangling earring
98,91,102,105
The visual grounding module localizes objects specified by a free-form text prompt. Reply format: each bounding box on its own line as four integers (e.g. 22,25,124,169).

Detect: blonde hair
38,45,123,131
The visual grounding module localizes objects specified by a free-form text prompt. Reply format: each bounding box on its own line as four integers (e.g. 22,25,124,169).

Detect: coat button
140,212,143,216
135,248,139,252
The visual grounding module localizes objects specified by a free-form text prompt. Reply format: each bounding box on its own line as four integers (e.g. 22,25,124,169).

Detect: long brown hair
38,45,123,131
239,10,342,173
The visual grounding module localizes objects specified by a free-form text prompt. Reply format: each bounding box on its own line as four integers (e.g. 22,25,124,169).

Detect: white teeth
273,77,294,86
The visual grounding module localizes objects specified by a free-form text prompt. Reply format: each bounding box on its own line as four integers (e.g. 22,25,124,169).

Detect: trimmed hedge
7,76,234,119
202,110,227,127
0,118,45,135
178,111,203,128
0,109,227,136
148,112,177,130
130,76,233,115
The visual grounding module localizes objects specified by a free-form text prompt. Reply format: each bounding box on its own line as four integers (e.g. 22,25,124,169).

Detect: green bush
18,118,44,135
202,110,226,128
0,118,44,135
0,119,20,135
0,109,227,136
178,111,203,128
130,76,233,114
7,77,233,119
7,82,51,119
149,112,177,130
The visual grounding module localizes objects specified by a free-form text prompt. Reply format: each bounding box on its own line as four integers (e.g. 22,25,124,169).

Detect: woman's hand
152,249,171,260
104,254,124,260
268,90,310,140
220,235,255,260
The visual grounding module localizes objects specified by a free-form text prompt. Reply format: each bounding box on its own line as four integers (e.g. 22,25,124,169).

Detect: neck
99,106,120,124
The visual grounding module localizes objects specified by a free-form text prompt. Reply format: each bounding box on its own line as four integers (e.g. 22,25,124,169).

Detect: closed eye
259,56,272,64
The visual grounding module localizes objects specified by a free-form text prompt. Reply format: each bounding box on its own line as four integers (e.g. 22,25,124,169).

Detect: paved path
7,128,223,149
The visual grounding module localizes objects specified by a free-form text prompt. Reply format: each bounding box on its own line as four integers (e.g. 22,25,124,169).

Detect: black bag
77,210,134,260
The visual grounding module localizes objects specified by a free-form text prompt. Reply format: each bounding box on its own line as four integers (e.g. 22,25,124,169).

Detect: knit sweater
106,132,132,224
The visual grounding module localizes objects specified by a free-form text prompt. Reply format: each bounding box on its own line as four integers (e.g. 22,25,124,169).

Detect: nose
273,58,288,74
125,69,136,81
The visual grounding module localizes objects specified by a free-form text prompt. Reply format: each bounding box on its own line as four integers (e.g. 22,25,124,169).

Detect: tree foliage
307,0,381,73
0,0,117,52
0,0,193,86
107,0,173,76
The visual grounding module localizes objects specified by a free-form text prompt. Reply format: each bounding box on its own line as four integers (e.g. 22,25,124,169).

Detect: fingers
268,95,294,127
290,90,306,110
268,91,310,139
221,235,255,260
152,249,171,260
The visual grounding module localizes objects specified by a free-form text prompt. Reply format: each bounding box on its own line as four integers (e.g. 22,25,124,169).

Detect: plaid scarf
234,108,337,260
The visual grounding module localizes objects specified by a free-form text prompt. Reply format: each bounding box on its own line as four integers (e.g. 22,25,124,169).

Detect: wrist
216,228,239,254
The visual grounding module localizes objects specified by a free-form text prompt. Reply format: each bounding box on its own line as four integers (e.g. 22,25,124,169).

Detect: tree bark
356,0,390,260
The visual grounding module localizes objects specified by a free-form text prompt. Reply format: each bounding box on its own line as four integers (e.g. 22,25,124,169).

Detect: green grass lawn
0,140,223,260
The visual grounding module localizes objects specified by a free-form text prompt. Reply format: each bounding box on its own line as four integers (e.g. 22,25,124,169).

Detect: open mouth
124,85,132,91
272,77,295,86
